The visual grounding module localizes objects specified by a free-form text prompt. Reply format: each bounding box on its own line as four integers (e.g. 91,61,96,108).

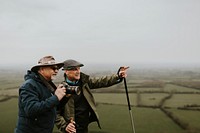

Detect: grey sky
0,0,200,68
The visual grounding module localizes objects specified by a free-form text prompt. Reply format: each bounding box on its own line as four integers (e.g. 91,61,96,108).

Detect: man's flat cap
62,59,84,70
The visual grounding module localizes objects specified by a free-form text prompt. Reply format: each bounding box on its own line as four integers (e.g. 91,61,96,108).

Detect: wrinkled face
65,67,81,82
38,65,59,81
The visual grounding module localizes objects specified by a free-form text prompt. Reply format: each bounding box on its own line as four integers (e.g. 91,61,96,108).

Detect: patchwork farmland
0,66,200,133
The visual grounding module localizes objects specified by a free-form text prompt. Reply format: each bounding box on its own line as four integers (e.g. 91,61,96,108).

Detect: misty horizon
1,62,200,71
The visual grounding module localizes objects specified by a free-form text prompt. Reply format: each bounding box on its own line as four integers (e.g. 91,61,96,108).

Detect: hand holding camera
55,84,67,101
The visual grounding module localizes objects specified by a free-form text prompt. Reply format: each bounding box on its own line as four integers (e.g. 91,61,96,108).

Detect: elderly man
56,59,128,133
15,56,67,133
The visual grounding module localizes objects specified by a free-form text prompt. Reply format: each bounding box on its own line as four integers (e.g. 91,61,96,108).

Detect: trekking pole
124,77,136,133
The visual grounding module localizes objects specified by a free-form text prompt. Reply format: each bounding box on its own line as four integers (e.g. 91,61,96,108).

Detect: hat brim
62,64,84,70
31,63,64,72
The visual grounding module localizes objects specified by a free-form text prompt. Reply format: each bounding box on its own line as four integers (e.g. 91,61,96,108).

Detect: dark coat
15,70,60,133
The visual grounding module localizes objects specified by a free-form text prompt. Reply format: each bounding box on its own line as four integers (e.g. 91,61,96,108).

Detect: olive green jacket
55,72,122,132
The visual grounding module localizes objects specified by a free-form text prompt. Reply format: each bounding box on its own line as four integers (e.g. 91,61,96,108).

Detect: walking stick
124,77,136,133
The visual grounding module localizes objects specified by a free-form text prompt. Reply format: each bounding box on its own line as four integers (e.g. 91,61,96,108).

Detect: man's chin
75,77,80,80
51,75,57,80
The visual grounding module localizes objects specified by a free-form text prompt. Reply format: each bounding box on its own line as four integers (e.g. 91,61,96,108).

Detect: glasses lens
51,66,58,71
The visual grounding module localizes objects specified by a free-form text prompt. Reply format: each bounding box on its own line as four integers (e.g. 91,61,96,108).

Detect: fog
0,0,200,69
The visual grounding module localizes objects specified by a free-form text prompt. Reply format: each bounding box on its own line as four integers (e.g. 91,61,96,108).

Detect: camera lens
62,82,81,95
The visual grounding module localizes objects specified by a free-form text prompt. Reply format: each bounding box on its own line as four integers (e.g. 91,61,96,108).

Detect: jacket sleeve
88,74,122,89
19,81,60,117
55,112,68,133
55,97,74,133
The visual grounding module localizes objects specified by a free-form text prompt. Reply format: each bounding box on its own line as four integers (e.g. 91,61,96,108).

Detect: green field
1,67,200,133
168,109,200,131
89,104,185,133
0,98,187,133
0,98,18,133
2,93,199,133
93,93,137,106
139,93,169,106
165,94,200,107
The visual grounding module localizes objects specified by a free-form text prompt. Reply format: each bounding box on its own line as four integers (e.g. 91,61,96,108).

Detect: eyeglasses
50,66,59,71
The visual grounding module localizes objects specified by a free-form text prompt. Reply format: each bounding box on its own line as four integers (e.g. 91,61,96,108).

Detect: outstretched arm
88,66,129,89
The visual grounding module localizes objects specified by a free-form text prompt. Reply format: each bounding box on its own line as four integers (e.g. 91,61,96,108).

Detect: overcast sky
0,0,200,69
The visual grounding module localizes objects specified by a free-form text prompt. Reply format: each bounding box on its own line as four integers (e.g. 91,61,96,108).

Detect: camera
61,82,81,95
